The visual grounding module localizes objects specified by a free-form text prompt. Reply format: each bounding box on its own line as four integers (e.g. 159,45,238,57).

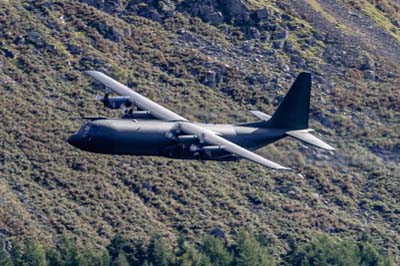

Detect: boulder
205,11,225,25
143,181,153,191
80,0,123,14
149,9,162,23
219,0,249,23
246,74,268,85
46,44,57,54
25,31,45,47
179,29,198,42
259,31,269,41
135,4,163,23
14,35,25,45
193,3,224,25
313,32,326,41
209,228,225,239
158,0,175,15
363,70,376,80
254,8,269,21
92,21,123,43
214,67,224,84
246,27,260,39
80,0,104,9
270,29,288,41
359,55,374,71
195,5,213,17
123,28,131,37
67,44,84,55
392,19,400,28
281,14,292,21
287,23,299,30
204,70,217,88
272,40,285,49
106,26,122,43
260,21,277,31
3,49,15,59
314,112,335,129
104,0,123,13
283,40,294,52
241,42,253,52
0,228,9,237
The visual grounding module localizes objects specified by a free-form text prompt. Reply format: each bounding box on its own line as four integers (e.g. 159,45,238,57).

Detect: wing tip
277,166,291,171
85,70,101,76
270,163,291,170
322,143,336,151
85,70,109,79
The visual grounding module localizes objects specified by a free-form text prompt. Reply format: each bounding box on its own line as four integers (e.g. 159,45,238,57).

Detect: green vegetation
2,237,108,266
0,232,391,265
303,0,344,30
0,0,400,264
288,235,392,266
361,2,400,42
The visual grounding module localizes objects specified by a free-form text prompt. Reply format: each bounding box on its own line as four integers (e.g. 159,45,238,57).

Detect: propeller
95,93,110,107
165,123,182,140
95,86,111,106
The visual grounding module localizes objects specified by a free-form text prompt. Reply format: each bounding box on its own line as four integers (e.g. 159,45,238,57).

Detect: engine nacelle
122,110,154,120
97,95,131,109
190,144,225,158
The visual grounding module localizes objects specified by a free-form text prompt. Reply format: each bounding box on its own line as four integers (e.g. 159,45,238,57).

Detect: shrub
287,235,393,266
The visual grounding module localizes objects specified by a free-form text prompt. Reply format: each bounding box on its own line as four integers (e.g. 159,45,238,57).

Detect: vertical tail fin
268,72,311,130
249,73,335,150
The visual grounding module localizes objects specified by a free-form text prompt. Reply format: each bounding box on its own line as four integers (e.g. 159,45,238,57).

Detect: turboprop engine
189,144,226,159
95,94,155,120
96,94,131,110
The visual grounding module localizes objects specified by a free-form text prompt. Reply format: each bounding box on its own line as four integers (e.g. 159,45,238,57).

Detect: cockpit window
79,123,91,137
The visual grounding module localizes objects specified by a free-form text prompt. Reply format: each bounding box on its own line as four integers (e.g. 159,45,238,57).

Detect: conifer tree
200,235,232,266
179,246,211,266
233,231,274,266
0,240,13,266
9,241,24,266
21,240,48,266
58,236,80,266
147,235,174,266
113,250,130,266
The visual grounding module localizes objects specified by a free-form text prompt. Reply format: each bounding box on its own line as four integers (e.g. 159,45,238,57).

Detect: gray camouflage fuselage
68,72,335,169
68,119,286,161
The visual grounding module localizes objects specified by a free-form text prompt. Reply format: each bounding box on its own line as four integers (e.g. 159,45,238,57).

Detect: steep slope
0,0,399,262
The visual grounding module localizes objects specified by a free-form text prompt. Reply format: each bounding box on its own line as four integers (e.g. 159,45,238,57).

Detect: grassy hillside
0,0,399,263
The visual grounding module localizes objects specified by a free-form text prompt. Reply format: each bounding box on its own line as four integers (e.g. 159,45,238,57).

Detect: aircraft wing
179,122,290,170
85,71,187,121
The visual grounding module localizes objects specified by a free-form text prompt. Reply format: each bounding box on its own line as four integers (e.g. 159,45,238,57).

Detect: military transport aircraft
67,71,334,170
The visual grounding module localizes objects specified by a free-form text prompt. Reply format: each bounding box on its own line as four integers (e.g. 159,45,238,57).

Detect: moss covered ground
0,0,399,263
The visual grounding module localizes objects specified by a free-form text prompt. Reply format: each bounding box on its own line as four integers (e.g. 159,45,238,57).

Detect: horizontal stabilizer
250,111,271,121
286,129,335,151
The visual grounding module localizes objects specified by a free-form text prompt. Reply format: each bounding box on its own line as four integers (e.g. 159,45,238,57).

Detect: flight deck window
80,124,91,137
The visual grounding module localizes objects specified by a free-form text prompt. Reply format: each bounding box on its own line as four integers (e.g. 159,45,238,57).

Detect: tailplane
286,129,335,150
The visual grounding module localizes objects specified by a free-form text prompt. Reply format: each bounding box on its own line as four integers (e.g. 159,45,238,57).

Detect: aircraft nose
67,134,83,148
